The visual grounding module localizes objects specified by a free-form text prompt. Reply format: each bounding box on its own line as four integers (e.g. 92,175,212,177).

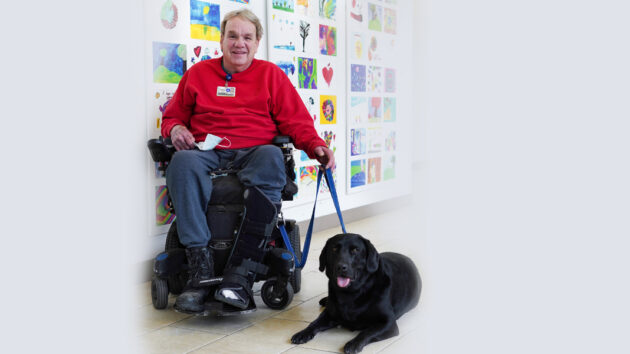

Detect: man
161,9,334,314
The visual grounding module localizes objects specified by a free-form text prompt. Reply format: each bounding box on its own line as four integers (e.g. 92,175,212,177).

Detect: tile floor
135,204,427,354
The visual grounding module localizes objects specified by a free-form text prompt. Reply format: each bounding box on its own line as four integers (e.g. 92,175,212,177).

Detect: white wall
415,0,630,353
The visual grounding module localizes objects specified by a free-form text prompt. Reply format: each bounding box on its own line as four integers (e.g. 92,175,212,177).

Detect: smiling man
160,9,335,314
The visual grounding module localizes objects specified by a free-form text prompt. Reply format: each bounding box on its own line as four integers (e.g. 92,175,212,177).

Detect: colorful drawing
367,66,383,92
369,97,382,123
368,4,382,31
385,130,396,151
320,95,337,124
350,0,364,22
229,0,249,3
351,64,366,92
271,14,297,51
300,151,312,161
299,165,318,187
156,185,175,225
352,33,365,60
385,68,396,93
319,25,337,56
351,160,366,188
384,8,397,34
273,0,295,13
298,57,317,89
320,0,336,20
322,63,334,87
296,0,316,16
190,0,220,41
368,157,382,184
351,128,366,156
160,0,178,29
384,155,396,181
275,60,296,76
368,35,381,61
153,42,187,83
384,97,396,122
320,130,336,153
189,42,221,66
350,96,367,124
368,127,383,153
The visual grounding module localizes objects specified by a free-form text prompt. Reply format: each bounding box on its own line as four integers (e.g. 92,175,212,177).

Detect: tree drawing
299,20,310,52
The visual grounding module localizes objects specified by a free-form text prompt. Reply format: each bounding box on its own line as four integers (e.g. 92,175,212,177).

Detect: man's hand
170,125,196,151
314,146,335,170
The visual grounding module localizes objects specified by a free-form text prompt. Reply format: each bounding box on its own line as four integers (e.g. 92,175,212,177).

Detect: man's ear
363,236,379,273
319,239,329,272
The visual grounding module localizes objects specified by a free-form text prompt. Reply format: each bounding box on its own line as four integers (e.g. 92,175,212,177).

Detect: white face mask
196,133,231,150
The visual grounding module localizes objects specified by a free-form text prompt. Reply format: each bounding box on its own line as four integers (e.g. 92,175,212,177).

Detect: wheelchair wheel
261,278,294,310
286,224,302,293
151,276,169,309
165,222,187,295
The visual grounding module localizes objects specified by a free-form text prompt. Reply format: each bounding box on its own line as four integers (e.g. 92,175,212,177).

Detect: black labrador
291,233,421,353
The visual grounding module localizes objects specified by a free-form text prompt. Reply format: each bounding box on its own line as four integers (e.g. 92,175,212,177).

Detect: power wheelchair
147,136,302,316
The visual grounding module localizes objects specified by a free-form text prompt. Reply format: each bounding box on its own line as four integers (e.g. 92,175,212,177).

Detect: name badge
217,86,236,97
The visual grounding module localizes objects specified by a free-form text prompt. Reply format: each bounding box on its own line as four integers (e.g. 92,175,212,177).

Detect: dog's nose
336,264,348,273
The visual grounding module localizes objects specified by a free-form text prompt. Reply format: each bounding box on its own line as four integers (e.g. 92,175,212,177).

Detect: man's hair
221,9,263,41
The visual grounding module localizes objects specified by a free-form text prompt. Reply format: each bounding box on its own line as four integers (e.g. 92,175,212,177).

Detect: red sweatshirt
161,57,326,158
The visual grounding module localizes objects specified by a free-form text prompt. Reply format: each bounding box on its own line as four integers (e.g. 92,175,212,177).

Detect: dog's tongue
337,277,351,288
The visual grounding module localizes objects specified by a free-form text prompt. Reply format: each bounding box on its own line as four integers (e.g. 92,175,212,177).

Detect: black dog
291,233,421,353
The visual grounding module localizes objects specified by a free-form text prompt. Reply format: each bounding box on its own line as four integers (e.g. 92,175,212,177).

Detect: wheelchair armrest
147,137,175,163
272,136,292,146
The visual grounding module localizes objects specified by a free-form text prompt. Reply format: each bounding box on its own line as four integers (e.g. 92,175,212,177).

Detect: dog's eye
332,246,339,252
350,247,359,254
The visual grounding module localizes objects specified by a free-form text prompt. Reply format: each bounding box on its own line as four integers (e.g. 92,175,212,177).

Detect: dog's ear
319,239,330,272
363,236,380,273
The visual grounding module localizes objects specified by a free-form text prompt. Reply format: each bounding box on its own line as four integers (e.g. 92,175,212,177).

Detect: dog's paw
291,330,315,344
343,339,365,354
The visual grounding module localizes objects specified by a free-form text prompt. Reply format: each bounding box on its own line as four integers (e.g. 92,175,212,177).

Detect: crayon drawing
156,185,175,225
271,14,297,51
385,130,396,151
368,157,382,184
298,57,317,89
350,96,367,124
319,25,337,56
320,0,336,20
153,41,187,83
384,97,396,122
301,93,318,121
352,33,365,60
351,64,366,92
350,160,366,188
320,130,337,153
190,0,220,41
384,8,397,34
160,0,179,29
383,155,396,181
385,68,396,93
273,0,295,13
320,95,337,124
368,3,382,31
367,66,383,92
350,128,366,156
188,42,221,66
368,97,382,123
368,127,383,153
350,0,364,22
296,0,316,17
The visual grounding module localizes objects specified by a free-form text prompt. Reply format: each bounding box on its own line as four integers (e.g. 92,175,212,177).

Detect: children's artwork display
347,0,399,193
267,0,345,205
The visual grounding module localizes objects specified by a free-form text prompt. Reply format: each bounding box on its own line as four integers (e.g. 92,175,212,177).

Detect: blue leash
279,168,346,268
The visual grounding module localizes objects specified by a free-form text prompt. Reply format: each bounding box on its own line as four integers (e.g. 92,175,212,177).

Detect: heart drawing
322,64,333,87
194,46,201,58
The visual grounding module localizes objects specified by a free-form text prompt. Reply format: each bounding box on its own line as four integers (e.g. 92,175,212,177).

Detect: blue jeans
166,145,285,247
